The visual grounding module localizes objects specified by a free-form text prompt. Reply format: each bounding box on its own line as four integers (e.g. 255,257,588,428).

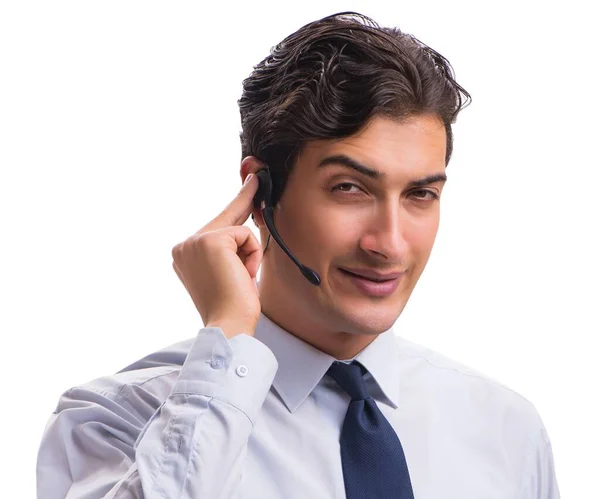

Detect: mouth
338,268,402,297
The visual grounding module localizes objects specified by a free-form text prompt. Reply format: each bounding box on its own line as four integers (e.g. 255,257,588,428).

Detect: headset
252,167,321,286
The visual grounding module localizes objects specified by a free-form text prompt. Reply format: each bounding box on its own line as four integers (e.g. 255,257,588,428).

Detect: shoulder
393,335,545,431
55,337,196,418
394,334,525,394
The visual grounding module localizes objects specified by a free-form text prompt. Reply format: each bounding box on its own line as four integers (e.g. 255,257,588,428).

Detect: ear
240,156,267,228
240,156,265,183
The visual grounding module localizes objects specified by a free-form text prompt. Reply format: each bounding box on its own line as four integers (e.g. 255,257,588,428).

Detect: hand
171,174,262,338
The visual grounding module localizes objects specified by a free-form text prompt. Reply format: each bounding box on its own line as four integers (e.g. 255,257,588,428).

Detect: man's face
259,113,447,338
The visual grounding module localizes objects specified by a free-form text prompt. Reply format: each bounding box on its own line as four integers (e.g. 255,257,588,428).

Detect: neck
257,274,379,360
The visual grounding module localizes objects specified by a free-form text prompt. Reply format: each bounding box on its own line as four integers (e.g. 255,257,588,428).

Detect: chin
334,302,402,335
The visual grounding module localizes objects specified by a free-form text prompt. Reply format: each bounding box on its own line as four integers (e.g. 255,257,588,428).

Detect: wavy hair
238,11,472,207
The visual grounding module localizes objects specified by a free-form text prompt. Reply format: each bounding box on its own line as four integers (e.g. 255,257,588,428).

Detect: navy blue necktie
326,360,415,498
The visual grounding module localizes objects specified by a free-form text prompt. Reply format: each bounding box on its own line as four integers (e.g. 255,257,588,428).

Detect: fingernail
244,174,253,186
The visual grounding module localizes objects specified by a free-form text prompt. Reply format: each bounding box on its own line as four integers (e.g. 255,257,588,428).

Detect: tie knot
326,360,369,401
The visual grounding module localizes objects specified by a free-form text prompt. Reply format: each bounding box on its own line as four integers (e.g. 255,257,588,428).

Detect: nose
358,201,409,262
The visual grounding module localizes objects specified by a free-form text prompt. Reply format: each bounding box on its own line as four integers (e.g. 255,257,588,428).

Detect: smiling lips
339,268,404,297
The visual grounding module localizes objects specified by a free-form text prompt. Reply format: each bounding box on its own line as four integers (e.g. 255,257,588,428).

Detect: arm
36,327,278,499
518,424,561,499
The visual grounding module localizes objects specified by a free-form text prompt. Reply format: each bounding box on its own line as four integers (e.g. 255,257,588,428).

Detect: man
37,11,560,498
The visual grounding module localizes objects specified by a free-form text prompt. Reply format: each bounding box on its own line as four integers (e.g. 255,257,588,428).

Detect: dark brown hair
238,11,471,207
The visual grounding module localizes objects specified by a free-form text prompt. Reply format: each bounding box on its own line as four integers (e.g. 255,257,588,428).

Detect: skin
241,113,448,360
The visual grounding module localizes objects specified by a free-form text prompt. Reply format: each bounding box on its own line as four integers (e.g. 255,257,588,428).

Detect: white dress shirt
37,311,560,498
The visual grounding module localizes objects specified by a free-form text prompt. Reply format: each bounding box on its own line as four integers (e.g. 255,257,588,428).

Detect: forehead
301,114,446,178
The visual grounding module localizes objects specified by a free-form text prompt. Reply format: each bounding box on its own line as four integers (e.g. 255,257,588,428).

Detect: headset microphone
252,167,321,286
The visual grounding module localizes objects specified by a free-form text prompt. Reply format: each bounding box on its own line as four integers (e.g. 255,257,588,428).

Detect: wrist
205,319,256,339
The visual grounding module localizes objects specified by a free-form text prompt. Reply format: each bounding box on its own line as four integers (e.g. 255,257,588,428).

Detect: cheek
406,216,439,256
312,210,356,250
293,204,360,258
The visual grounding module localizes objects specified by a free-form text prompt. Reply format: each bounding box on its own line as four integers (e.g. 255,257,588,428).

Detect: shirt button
209,357,225,369
236,365,249,377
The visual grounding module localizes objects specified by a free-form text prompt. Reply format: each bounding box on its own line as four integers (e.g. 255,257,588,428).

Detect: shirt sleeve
519,423,561,499
36,327,279,499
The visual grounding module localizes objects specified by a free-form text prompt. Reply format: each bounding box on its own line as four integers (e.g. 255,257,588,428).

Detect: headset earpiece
250,165,321,286
253,168,272,209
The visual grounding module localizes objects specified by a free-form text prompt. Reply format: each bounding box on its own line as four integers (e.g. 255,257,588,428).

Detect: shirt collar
254,312,400,414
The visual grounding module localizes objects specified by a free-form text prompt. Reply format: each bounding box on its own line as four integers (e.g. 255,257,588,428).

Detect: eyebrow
317,154,448,188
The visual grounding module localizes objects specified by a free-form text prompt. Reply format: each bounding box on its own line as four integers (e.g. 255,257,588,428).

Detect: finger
208,225,263,277
198,174,258,234
236,230,263,279
172,259,188,289
222,173,259,226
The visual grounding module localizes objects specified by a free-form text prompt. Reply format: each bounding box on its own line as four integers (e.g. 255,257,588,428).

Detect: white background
1,1,597,497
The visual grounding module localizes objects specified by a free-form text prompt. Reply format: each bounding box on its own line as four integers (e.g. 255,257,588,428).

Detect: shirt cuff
172,327,279,425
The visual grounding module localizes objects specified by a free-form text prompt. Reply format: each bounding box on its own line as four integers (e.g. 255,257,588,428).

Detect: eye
331,182,363,194
410,189,439,201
